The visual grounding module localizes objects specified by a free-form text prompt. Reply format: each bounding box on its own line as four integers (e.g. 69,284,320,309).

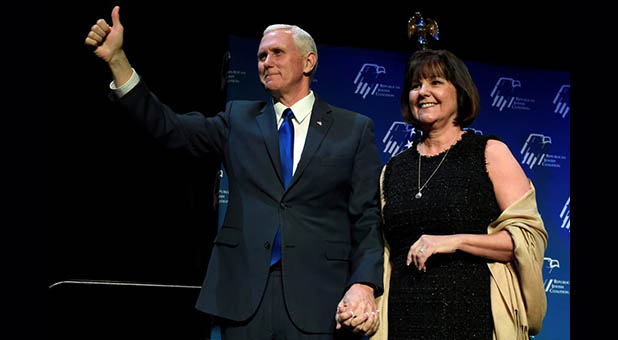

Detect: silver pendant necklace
415,144,452,199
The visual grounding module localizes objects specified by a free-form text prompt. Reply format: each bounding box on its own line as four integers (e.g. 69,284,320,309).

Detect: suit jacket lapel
289,96,333,189
255,101,285,187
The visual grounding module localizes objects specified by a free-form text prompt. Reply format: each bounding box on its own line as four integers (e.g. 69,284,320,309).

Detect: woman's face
409,76,459,128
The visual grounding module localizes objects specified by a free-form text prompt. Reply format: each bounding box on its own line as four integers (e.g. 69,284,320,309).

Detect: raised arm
84,6,132,87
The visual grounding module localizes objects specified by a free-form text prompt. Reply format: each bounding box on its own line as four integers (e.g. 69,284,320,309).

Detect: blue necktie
271,108,294,266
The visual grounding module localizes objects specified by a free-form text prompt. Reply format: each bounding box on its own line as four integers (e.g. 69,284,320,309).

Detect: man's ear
303,52,317,75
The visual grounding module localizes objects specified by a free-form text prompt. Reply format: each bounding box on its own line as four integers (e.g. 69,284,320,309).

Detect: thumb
111,6,121,27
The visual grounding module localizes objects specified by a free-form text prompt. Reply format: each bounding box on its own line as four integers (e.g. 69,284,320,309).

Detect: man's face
257,29,307,98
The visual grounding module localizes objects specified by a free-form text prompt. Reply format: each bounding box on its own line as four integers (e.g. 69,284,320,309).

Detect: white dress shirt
110,68,139,97
111,69,314,175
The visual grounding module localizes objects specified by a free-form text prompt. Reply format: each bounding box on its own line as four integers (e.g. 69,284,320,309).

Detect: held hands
335,283,379,336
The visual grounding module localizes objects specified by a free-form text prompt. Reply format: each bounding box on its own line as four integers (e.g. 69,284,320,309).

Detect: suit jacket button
264,241,271,249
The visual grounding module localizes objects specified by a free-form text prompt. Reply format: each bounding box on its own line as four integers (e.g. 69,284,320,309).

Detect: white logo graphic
382,121,416,158
543,256,570,295
544,279,552,292
490,77,521,111
544,257,560,273
553,85,570,118
354,64,386,99
560,196,570,232
489,77,536,111
352,63,400,99
544,278,570,295
520,133,552,169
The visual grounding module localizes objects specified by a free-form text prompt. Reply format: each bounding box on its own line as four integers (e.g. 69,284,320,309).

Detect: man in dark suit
85,6,383,339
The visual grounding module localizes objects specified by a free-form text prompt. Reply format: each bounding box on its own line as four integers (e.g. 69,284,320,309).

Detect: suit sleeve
347,117,384,296
111,79,230,160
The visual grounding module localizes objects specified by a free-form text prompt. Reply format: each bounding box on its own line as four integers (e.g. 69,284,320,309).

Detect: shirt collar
273,91,315,124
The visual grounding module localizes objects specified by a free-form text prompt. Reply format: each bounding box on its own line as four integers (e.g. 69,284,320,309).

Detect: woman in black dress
373,49,547,340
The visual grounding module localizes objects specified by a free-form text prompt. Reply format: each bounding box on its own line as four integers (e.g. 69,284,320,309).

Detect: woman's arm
408,139,529,271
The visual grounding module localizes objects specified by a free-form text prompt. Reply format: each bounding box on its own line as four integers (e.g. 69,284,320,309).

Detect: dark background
46,2,569,338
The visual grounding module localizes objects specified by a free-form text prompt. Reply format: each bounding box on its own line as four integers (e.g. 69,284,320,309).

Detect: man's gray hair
263,24,318,79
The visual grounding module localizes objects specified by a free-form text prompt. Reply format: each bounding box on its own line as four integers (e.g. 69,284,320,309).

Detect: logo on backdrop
225,69,247,85
489,77,535,111
354,64,385,99
519,133,567,169
560,196,570,232
217,169,229,205
382,121,416,158
543,256,570,295
520,133,551,169
553,85,570,118
544,257,560,273
490,77,520,111
353,63,400,99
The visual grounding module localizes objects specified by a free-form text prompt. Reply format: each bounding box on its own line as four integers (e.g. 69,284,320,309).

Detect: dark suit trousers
219,268,360,340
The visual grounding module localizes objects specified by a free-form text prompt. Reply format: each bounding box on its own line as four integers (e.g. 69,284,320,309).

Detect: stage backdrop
214,35,570,339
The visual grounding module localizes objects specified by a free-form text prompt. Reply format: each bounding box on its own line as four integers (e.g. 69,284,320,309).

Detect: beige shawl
371,175,548,340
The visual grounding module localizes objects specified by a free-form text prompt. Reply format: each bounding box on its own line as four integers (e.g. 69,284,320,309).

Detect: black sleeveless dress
381,131,501,340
